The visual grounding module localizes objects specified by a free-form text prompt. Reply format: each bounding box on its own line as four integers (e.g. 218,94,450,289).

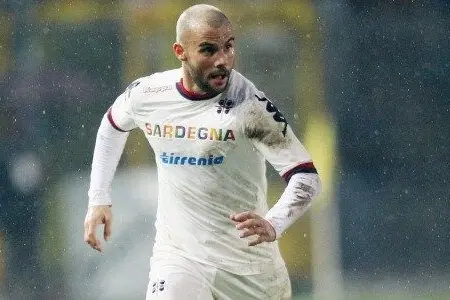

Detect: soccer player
84,4,321,300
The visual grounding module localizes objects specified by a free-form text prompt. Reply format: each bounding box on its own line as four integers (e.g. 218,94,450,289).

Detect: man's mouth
211,74,227,80
209,70,230,80
209,74,228,88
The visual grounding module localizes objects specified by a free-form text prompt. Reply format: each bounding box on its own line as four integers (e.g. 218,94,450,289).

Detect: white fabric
88,114,128,207
147,253,291,300
264,173,321,239
92,67,319,274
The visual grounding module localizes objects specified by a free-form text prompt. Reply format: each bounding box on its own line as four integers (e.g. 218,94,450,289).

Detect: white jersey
108,68,315,275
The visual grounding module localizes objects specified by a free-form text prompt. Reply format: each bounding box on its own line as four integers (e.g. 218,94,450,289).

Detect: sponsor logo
160,152,224,166
143,85,173,94
145,123,235,141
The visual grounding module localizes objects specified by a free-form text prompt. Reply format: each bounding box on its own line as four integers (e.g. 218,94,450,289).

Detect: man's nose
214,50,228,67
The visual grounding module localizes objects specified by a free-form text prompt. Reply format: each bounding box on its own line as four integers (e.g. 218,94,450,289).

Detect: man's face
177,23,235,95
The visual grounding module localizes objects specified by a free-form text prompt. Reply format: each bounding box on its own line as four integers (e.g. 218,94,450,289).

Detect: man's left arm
264,171,321,239
231,93,321,245
231,171,320,246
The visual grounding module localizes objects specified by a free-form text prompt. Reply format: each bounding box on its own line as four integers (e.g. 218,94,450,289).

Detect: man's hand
230,211,276,246
83,205,112,252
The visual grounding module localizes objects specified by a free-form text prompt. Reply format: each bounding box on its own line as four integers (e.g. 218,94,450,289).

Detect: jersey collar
176,78,221,101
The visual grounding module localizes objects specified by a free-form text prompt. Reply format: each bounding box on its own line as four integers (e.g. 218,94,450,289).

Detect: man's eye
201,47,215,54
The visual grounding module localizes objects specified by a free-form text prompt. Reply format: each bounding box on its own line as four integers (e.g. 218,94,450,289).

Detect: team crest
217,98,235,114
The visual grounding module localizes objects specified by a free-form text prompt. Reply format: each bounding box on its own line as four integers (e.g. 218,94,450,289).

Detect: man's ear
173,43,187,61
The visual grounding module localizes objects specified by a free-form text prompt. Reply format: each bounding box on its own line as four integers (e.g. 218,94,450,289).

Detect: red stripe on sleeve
282,162,317,183
107,107,128,132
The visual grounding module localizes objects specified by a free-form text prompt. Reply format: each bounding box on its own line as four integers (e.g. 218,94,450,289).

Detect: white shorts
146,255,291,300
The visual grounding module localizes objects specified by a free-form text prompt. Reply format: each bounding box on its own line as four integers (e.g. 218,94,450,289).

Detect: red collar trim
176,78,217,101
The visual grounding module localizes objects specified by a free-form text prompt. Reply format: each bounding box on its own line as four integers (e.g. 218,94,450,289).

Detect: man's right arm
84,113,129,251
88,112,129,207
84,79,141,251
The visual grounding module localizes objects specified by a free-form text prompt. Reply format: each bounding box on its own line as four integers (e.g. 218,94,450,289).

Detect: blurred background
0,0,449,299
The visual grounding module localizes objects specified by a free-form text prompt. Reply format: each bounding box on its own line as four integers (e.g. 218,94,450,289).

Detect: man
84,4,321,300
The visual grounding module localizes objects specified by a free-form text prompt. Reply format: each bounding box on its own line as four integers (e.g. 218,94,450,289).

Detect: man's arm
230,172,320,246
83,113,129,252
264,172,321,238
231,92,321,246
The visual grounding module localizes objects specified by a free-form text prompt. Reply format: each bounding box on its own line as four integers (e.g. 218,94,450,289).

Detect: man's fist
83,205,112,252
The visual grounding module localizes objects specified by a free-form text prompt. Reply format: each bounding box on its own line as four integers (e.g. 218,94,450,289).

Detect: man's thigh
146,256,214,300
212,264,292,300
